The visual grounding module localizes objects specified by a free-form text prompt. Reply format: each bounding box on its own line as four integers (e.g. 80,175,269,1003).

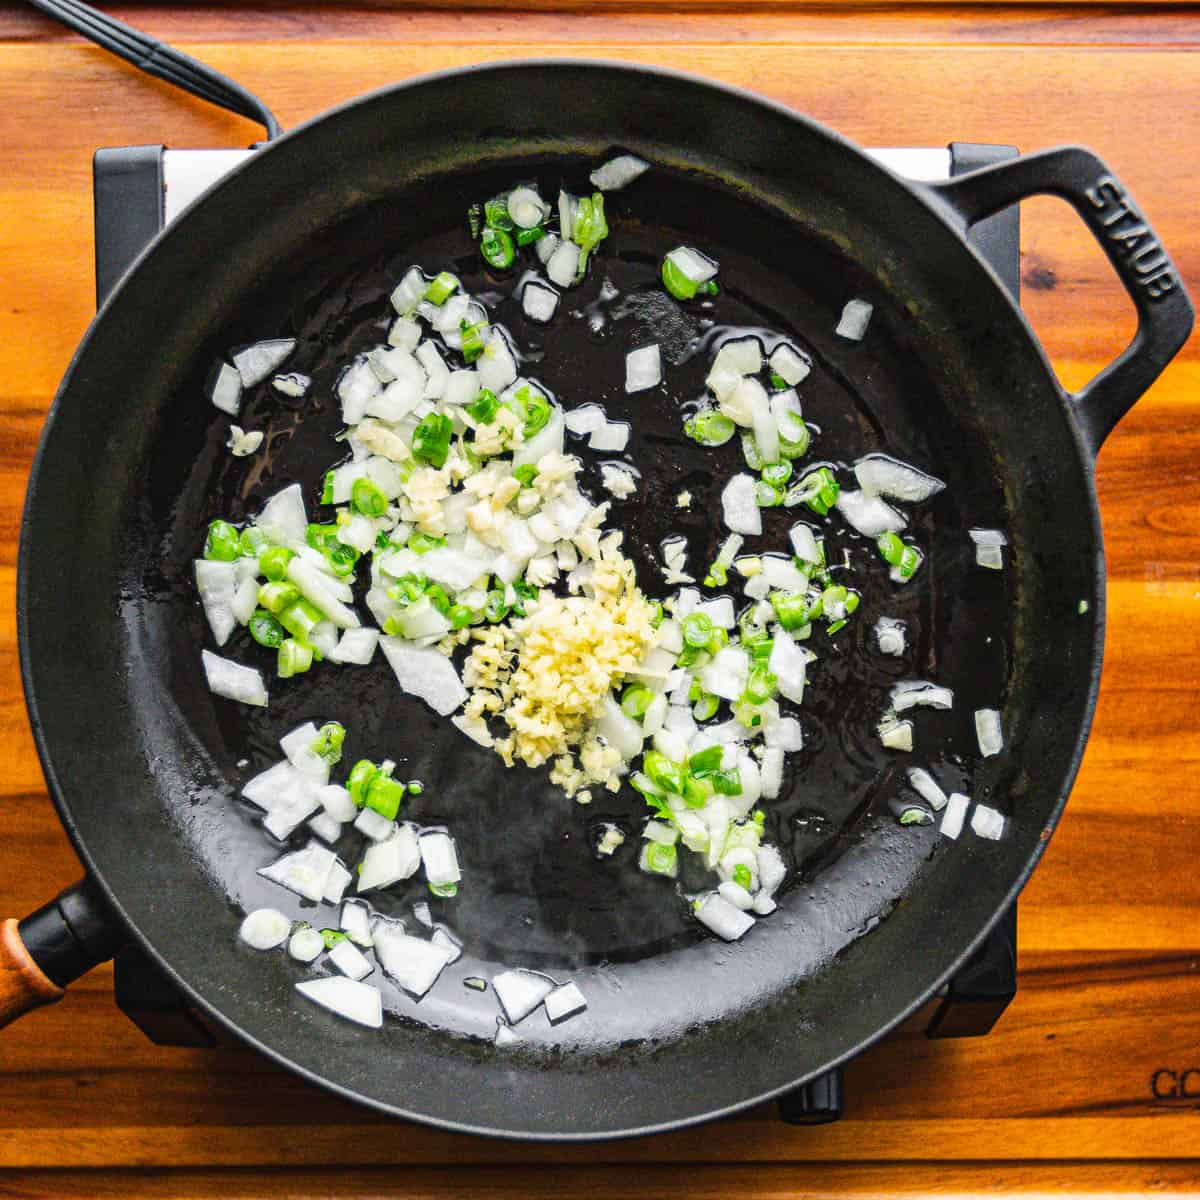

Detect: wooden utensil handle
1,917,64,1027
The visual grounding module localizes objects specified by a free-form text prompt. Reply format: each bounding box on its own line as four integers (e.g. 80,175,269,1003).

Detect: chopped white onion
208,361,243,415
891,681,954,711
390,266,427,316
564,403,607,435
288,926,325,963
854,454,945,503
233,338,295,388
976,544,1004,570
195,559,236,646
590,154,650,191
760,747,784,800
836,298,874,341
201,650,267,707
522,279,560,324
652,726,690,765
906,767,948,812
238,908,291,951
507,186,547,229
295,976,382,1028
375,927,455,999
836,490,907,537
328,628,379,666
544,981,588,1023
697,596,735,629
702,646,750,703
721,473,762,536
718,881,755,911
878,717,914,752
328,938,373,981
495,1023,523,1046
940,792,970,840
760,555,808,593
596,694,645,761
874,617,906,657
588,420,630,453
258,841,338,903
340,899,374,946
695,892,755,941
380,638,467,716
323,861,352,905
766,715,803,751
513,405,565,467
534,232,560,266
306,811,342,845
769,342,811,386
546,240,581,288
388,316,422,351
711,337,762,378
285,558,359,630
971,804,1006,840
477,328,518,393
431,927,463,963
419,831,461,888
493,969,555,1024
272,372,310,398
354,807,396,843
415,341,449,400
768,631,808,704
625,344,662,393
788,523,821,565
665,245,719,284
357,826,421,894
976,708,1004,757
254,483,307,548
338,359,381,425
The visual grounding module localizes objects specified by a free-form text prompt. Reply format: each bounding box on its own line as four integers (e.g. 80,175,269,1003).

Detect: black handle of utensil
929,145,1194,457
1,878,123,1029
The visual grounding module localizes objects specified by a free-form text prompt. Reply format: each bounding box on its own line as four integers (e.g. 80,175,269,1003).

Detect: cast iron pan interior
20,63,1102,1137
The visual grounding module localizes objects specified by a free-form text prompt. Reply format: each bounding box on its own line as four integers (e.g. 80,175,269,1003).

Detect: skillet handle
0,878,122,1029
928,146,1194,457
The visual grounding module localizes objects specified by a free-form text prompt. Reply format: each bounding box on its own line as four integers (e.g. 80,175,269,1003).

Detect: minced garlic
461,535,657,795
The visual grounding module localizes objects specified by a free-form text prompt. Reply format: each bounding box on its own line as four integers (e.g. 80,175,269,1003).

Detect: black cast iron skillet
2,61,1192,1139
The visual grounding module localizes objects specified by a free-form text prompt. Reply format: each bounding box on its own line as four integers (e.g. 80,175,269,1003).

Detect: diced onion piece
254,483,307,547
546,240,581,288
975,708,1004,757
431,927,462,964
743,379,778,465
390,266,427,316
477,328,518,393
940,792,970,840
642,693,668,736
789,523,821,565
976,544,1004,570
588,420,630,452
906,767,948,812
564,404,607,435
374,925,451,1000
328,938,373,981
329,628,379,666
195,559,236,646
971,804,1006,840
340,899,374,946
878,717,914,752
380,638,467,716
760,747,784,800
768,631,808,704
233,338,295,388
493,969,555,1024
702,646,750,703
231,576,259,624
766,714,803,751
836,490,907,537
318,784,356,823
695,892,755,941
590,154,649,191
238,908,291,950
451,713,495,748
875,617,906,657
209,362,243,415
388,316,422,351
596,694,645,761
258,841,338,903
760,555,808,593
272,372,310,398
512,403,565,468
419,831,461,887
770,342,811,385
697,597,735,629
202,650,267,707
288,926,325,963
354,807,396,843
415,341,448,400
323,861,353,905
711,337,762,378
295,976,382,1028
262,784,322,840
507,186,547,229
522,279,560,323
665,245,719,284
557,190,576,241
357,826,421,893
240,759,294,809
544,981,588,1023
721,473,762,535
337,359,380,425
495,1023,523,1046
836,298,874,341
286,558,360,630
757,844,787,899
625,344,662,393
718,881,754,911
854,454,945,503
891,681,954,711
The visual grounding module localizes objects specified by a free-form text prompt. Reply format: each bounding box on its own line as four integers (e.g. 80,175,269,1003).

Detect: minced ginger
459,532,658,797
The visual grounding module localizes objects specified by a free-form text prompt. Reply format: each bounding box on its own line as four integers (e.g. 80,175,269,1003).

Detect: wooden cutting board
0,4,1197,1196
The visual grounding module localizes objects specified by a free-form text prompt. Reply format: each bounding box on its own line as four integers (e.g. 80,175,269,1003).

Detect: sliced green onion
741,432,763,472
467,387,499,424
323,542,358,578
321,929,349,949
347,759,377,808
779,424,811,459
204,519,241,562
485,589,510,623
684,409,735,448
688,744,724,775
621,684,654,720
755,480,785,507
643,750,685,796
513,463,538,487
351,477,388,518
306,522,340,552
480,227,515,270
257,581,300,614
430,882,458,898
649,601,664,628
408,532,446,555
897,545,923,581
425,583,451,616
467,203,484,239
483,195,514,231
692,692,720,721
248,608,285,648
388,574,427,606
630,771,666,802
732,863,753,890
744,666,777,705
365,771,406,820
770,589,821,631
516,225,545,246
424,271,459,305
682,611,715,648
510,579,538,617
259,546,294,582
280,597,324,641
710,768,743,796
312,722,345,764
407,781,424,796
278,638,313,678
769,371,788,390
412,412,453,468
239,526,269,558
662,255,700,301
794,467,840,516
460,320,488,363
571,193,609,258
877,531,904,567
762,461,793,488
645,842,677,875
732,698,764,729
683,774,714,808
448,603,475,630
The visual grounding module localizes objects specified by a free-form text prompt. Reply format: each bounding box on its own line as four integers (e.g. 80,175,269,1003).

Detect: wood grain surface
1,3,1197,1197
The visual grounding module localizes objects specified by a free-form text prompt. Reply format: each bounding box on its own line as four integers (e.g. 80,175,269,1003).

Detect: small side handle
928,145,1194,456
1,878,123,1030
